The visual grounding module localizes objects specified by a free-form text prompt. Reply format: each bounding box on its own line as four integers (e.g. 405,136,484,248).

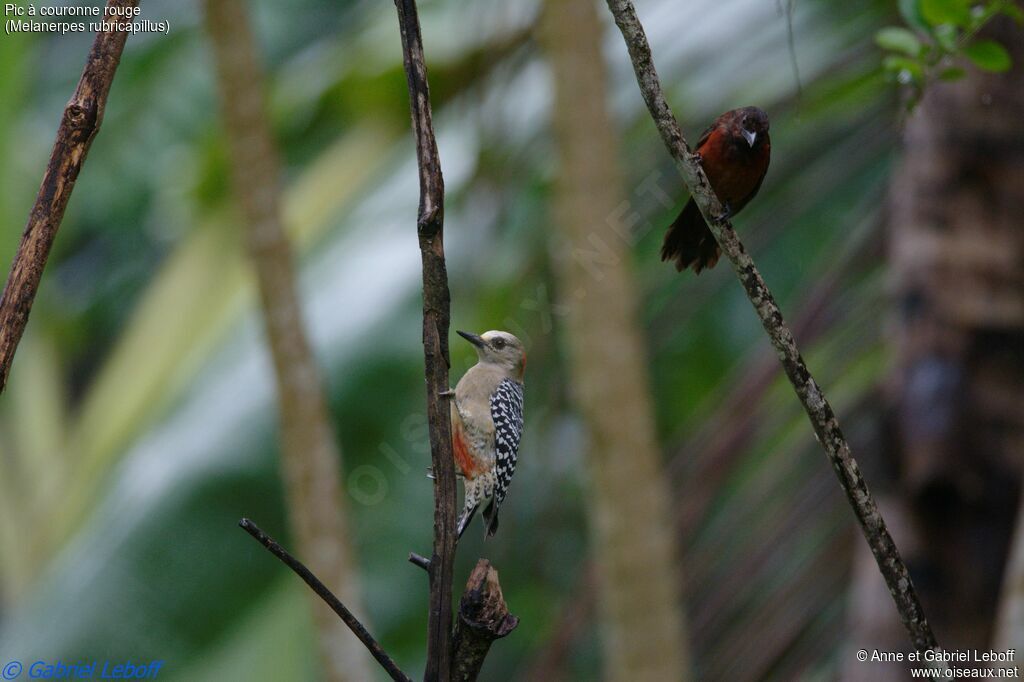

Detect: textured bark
0,0,138,392
392,1,457,680
543,1,692,680
846,18,1024,680
451,560,519,681
603,0,940,659
204,3,370,680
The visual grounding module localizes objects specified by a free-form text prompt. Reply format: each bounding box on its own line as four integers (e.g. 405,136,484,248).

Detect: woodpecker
446,329,525,539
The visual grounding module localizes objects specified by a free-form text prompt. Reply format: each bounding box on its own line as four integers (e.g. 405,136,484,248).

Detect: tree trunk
541,1,692,679
204,2,370,680
843,17,1024,681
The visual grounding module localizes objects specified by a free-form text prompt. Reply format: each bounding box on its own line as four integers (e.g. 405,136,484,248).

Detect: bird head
734,106,770,148
457,330,526,380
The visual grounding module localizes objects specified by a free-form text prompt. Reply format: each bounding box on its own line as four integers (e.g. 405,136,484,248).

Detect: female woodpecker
447,330,525,539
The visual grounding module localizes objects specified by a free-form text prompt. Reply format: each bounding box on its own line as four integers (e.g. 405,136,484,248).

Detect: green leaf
964,39,1013,71
883,55,925,84
933,23,959,51
921,0,971,26
876,27,923,56
938,66,966,80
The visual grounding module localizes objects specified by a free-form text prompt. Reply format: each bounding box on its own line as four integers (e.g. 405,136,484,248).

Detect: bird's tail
456,503,478,541
660,198,721,273
482,499,499,538
456,476,485,541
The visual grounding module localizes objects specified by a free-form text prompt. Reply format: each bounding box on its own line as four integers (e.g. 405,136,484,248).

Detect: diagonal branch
603,0,941,658
0,0,139,393
238,519,413,682
392,1,456,680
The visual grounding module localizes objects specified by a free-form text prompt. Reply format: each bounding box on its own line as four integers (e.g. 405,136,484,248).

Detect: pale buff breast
450,363,502,473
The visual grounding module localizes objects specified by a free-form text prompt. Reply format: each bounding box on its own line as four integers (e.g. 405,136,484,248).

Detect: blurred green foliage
0,0,939,679
877,0,1019,105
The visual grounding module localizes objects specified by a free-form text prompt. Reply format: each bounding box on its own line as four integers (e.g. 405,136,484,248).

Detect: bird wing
695,122,716,151
484,378,524,534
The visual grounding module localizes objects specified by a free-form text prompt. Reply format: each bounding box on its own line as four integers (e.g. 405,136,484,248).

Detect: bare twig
392,1,456,680
408,552,432,572
452,560,519,682
238,519,413,682
0,0,138,392
603,0,940,658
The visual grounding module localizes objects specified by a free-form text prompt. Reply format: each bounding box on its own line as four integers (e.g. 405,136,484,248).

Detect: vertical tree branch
0,0,139,393
603,0,941,658
393,1,456,680
204,2,370,680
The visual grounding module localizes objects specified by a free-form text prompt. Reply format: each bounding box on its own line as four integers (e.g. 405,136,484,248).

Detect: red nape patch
452,427,479,477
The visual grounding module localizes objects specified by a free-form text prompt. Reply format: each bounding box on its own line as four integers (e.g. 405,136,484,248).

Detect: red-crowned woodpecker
447,329,526,539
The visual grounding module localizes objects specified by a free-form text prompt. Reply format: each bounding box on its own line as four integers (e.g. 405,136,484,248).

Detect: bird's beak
457,330,486,348
742,128,757,147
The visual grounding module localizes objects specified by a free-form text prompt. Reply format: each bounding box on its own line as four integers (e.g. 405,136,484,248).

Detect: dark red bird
661,106,771,273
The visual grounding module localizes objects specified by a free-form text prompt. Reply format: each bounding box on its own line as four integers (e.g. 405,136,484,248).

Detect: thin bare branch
392,1,456,680
603,0,941,658
0,0,138,392
238,519,413,682
409,552,432,572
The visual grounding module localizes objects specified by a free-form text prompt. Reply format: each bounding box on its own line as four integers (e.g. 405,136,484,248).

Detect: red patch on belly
453,426,481,477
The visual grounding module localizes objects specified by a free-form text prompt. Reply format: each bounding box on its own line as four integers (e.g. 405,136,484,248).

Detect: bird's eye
493,338,506,349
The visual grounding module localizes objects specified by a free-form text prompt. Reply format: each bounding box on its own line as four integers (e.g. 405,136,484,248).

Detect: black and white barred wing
484,378,524,536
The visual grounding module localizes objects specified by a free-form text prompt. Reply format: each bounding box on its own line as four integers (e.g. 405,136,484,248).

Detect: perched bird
446,329,525,539
661,106,771,273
